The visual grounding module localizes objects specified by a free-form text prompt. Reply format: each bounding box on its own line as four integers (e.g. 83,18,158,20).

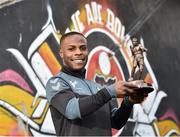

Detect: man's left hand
128,92,148,104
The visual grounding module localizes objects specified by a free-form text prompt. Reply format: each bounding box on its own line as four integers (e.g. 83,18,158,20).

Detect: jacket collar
61,65,86,79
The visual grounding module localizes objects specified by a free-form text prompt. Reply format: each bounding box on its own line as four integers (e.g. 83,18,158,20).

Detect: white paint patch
99,52,111,75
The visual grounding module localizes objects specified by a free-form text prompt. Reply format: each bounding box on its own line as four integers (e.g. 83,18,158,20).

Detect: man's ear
59,49,63,58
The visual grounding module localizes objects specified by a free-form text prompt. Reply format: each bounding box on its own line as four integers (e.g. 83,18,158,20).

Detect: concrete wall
0,0,179,136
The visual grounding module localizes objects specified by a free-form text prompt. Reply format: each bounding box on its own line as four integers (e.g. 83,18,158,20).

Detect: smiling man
59,32,88,71
46,32,148,136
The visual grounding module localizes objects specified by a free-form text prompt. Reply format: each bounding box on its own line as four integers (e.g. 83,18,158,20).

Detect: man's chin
71,62,86,69
65,62,86,71
72,66,84,71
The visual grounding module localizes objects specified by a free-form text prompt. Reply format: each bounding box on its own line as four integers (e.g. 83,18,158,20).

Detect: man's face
59,34,88,70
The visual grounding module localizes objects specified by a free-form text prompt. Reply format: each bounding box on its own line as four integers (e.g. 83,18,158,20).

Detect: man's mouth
71,58,86,64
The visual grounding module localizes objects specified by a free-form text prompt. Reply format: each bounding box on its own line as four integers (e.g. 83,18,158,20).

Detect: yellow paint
33,104,49,124
155,120,180,136
0,85,49,135
0,107,28,135
0,85,39,116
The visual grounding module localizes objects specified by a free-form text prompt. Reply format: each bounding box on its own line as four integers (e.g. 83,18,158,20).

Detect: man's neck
61,65,86,79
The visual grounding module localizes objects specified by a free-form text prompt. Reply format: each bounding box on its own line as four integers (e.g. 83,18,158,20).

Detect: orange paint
38,42,61,75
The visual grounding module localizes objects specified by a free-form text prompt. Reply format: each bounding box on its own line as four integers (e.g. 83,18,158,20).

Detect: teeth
73,59,84,63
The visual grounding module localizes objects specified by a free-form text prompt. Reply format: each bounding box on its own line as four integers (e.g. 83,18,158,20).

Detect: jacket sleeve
110,96,133,129
46,77,112,120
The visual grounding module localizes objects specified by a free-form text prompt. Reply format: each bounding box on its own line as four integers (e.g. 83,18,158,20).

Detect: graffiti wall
0,0,179,136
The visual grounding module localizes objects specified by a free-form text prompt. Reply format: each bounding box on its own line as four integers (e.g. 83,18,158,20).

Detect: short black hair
59,31,87,50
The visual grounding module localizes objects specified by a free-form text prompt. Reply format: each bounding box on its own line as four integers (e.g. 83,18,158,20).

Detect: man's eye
68,48,74,51
81,46,87,51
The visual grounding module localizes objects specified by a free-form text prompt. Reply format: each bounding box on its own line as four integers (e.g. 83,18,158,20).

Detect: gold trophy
129,37,153,95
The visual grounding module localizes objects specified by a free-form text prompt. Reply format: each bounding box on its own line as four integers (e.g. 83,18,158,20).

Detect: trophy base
130,80,154,94
135,83,154,94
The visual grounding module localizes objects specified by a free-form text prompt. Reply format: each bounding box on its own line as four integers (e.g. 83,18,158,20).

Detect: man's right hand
114,80,144,98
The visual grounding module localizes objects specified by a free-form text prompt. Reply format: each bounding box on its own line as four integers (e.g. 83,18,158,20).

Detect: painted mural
0,0,179,136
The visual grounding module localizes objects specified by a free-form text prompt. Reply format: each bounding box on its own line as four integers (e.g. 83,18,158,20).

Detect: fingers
114,80,149,98
123,87,136,95
123,82,139,89
123,80,144,88
115,81,137,95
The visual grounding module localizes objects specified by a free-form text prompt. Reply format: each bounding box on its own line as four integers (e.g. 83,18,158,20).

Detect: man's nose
75,48,82,55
